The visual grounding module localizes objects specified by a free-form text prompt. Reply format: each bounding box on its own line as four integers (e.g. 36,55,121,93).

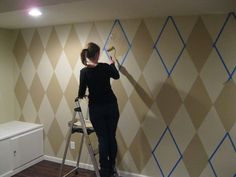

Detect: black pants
89,102,119,173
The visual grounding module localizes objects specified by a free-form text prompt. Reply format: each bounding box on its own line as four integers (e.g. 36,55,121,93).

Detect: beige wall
0,29,17,123
12,13,236,177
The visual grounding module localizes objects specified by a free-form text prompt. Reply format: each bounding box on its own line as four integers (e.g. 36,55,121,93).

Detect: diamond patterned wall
13,13,236,177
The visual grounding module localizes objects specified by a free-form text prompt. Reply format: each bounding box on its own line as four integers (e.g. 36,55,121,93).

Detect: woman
78,42,120,177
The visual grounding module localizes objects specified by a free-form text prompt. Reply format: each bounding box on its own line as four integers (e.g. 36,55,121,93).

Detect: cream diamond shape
21,54,36,90
152,127,182,177
209,133,236,177
170,105,196,153
74,22,93,46
215,14,236,73
44,137,56,157
95,21,114,44
37,52,54,91
119,51,141,97
119,151,139,174
199,164,215,177
57,139,74,160
198,107,225,156
22,95,37,123
55,52,72,92
172,50,198,101
142,102,166,147
170,161,190,177
118,100,140,147
230,123,236,144
143,51,167,97
141,157,162,177
38,96,54,134
120,19,141,43
56,97,72,137
200,50,225,103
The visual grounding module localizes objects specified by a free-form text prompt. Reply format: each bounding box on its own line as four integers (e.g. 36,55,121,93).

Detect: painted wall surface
0,29,17,124
13,13,236,177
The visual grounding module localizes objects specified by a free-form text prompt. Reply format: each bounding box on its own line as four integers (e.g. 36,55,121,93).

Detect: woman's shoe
110,167,119,177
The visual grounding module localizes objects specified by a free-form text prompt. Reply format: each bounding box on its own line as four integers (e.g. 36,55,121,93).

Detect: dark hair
81,42,100,66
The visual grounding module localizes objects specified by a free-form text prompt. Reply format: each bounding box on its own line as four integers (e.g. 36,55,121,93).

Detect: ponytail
80,49,88,66
80,42,100,66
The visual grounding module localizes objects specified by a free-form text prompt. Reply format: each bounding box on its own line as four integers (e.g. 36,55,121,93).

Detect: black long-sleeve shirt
78,63,120,105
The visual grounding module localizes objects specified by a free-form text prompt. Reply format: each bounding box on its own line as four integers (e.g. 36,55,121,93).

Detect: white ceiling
0,0,235,29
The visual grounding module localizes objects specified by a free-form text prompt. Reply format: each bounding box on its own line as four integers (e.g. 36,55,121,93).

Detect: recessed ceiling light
28,8,42,17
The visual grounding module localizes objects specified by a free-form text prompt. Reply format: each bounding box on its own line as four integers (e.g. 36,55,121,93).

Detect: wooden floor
13,160,95,177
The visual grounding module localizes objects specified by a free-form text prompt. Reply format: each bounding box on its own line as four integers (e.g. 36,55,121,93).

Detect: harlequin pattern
13,13,236,177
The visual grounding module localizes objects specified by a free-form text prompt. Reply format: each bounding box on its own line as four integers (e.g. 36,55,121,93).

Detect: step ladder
59,97,100,177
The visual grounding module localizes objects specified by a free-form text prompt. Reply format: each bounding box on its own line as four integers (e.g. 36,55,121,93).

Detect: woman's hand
110,56,116,64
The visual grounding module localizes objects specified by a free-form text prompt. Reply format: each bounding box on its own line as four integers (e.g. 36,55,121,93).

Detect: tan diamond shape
46,28,63,69
156,78,182,126
186,17,213,72
64,26,82,69
183,134,208,177
47,74,63,113
30,74,45,111
70,133,82,160
13,31,27,68
215,81,236,131
47,118,64,155
129,128,152,172
29,30,44,68
85,23,103,49
184,77,212,129
15,74,28,108
19,114,25,122
156,17,184,70
132,20,154,71
64,75,79,113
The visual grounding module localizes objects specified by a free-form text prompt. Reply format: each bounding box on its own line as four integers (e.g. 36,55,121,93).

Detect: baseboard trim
44,155,149,177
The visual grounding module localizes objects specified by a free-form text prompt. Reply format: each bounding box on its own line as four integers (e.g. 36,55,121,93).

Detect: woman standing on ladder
78,42,120,177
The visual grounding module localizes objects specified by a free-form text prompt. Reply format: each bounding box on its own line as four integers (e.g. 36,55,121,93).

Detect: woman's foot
110,167,119,177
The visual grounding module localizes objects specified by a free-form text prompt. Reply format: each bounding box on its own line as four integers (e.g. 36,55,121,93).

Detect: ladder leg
86,141,100,177
75,134,84,174
59,111,77,177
